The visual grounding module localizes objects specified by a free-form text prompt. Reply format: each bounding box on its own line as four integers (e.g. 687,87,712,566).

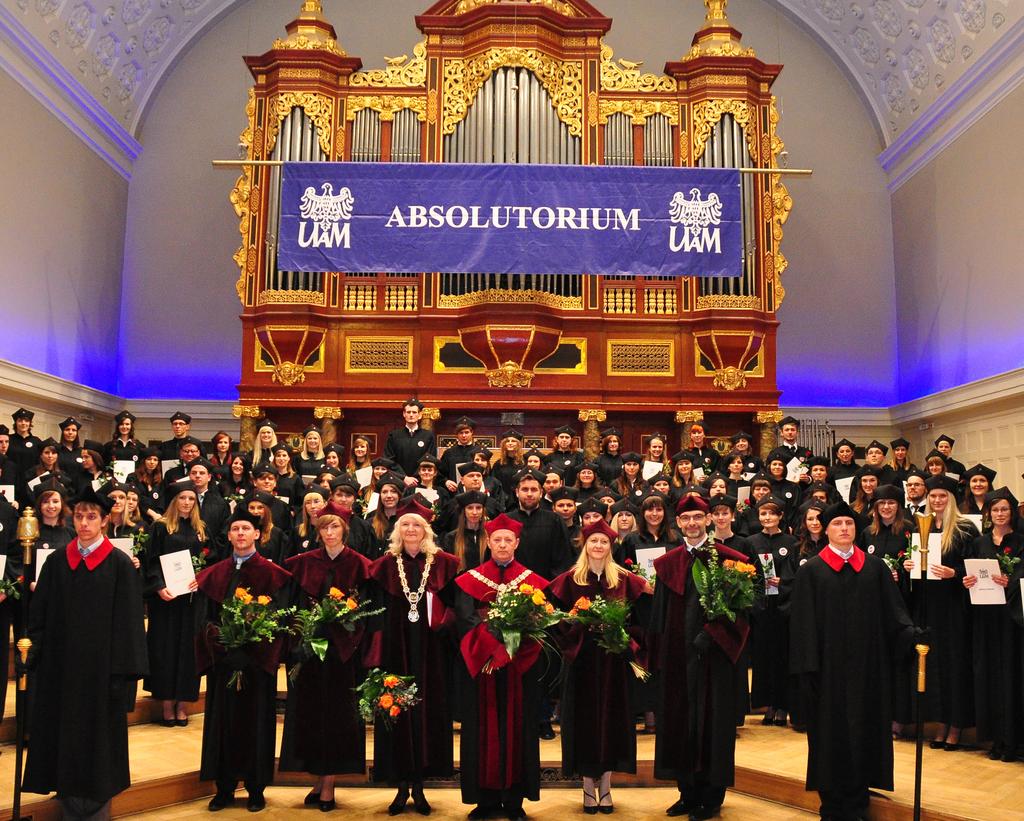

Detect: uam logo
668,187,722,254
298,183,354,249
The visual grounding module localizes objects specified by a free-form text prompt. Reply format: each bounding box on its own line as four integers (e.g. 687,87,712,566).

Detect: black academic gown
650,541,750,797
7,432,43,475
454,560,549,807
280,547,372,775
383,426,436,477
23,539,148,804
789,547,915,796
365,549,460,784
0,497,20,723
746,531,798,712
144,520,208,701
970,532,1024,751
195,553,292,789
544,449,585,487
549,569,648,778
506,506,574,580
596,453,623,486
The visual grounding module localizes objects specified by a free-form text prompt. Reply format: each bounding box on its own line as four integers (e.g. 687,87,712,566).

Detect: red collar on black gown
455,559,548,601
285,546,371,598
196,551,291,603
818,544,866,573
65,537,114,571
654,540,749,595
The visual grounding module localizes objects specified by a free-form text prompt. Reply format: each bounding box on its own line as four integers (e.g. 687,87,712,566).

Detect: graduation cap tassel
912,512,934,821
13,506,41,821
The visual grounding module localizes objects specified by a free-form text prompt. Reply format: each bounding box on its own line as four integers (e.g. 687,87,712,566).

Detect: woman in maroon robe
549,519,650,814
366,502,459,815
280,513,372,811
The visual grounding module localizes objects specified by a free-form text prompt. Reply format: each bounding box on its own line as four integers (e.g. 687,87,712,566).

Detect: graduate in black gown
22,485,148,820
652,496,750,820
789,501,917,821
902,474,978,750
453,513,550,821
195,510,291,813
145,481,208,725
365,503,459,816
442,490,491,571
549,519,650,814
8,408,43,476
964,488,1024,761
280,513,373,811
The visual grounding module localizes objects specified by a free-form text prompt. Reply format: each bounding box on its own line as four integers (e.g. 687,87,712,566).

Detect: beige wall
0,71,128,394
118,0,898,405
891,83,1024,403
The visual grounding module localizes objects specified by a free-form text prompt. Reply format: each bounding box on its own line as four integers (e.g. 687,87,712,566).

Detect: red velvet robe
454,560,549,805
279,547,372,775
194,552,291,786
365,549,460,783
651,541,750,788
549,568,649,777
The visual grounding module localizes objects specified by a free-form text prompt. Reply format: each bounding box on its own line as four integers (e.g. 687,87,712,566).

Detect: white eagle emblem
300,183,354,229
669,188,722,231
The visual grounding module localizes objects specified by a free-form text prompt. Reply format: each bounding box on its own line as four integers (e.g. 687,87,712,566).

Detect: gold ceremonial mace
912,512,933,821
12,506,39,821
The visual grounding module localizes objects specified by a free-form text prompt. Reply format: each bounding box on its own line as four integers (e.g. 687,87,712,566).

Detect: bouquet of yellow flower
218,586,295,689
568,595,649,680
355,668,420,729
692,549,758,623
485,582,565,659
289,587,383,681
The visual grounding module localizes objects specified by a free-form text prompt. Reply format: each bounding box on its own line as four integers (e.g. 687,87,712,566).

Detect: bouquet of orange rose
218,586,295,689
485,582,565,659
568,595,649,680
289,587,383,682
355,668,420,729
691,549,758,623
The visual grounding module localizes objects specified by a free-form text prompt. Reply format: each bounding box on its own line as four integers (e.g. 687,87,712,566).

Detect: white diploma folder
786,457,806,483
159,549,197,597
642,461,665,481
634,546,666,576
355,466,373,489
964,558,1005,605
835,476,855,503
36,548,55,580
110,538,134,557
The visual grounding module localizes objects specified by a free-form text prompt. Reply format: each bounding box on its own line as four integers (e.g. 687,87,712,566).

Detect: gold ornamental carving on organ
257,289,326,307
455,0,577,14
350,40,428,88
598,99,678,126
265,92,334,157
487,362,535,389
599,43,676,93
232,87,257,306
442,49,584,137
691,99,756,163
694,294,760,310
272,362,307,387
756,410,784,425
680,41,755,63
437,288,583,311
713,366,747,391
346,95,427,123
767,95,791,309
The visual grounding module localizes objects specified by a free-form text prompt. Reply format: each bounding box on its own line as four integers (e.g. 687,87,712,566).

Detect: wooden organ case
230,0,793,456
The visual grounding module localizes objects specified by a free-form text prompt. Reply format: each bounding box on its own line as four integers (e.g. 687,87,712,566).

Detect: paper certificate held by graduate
964,558,1005,605
159,549,197,597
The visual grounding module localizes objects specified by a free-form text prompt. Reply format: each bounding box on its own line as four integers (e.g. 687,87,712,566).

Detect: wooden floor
122,786,814,819
3,712,1022,820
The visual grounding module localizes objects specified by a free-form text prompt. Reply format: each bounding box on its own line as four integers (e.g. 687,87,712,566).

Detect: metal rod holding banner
912,512,934,821
13,506,39,821
212,159,814,175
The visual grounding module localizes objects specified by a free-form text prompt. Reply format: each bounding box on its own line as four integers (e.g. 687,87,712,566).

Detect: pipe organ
231,0,793,455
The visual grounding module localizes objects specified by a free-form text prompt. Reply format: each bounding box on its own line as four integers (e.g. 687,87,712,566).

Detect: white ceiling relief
0,0,1021,150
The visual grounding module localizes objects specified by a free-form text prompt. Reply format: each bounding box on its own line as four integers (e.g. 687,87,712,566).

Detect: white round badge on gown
26,442,33,448
417,441,424,447
799,558,807,566
564,460,571,466
132,455,138,461
779,547,788,557
867,545,875,554
785,491,793,498
76,457,83,463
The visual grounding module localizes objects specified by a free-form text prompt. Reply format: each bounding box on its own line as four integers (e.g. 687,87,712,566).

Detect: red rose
202,547,211,557
624,558,634,566
1004,547,1011,555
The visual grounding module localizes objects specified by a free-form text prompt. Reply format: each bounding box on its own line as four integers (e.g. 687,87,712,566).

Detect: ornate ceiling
1,0,1019,143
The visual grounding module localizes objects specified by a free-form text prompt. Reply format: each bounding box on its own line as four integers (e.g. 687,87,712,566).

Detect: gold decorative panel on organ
232,0,790,443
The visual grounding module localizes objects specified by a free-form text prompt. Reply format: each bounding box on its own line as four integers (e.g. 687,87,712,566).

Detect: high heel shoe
388,784,410,816
304,790,321,806
597,790,614,814
583,786,599,815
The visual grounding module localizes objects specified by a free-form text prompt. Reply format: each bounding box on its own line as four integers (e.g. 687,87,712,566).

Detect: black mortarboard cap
865,440,889,456
12,408,34,421
58,417,81,430
963,463,996,484
554,425,576,437
778,415,800,428
169,411,192,424
114,410,137,424
819,500,857,529
452,416,477,431
925,474,959,494
890,437,910,450
934,434,955,448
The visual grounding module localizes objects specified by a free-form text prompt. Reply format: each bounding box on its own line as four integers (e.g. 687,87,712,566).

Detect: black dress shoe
504,803,526,820
175,716,189,727
928,740,945,749
319,799,336,812
160,718,176,727
539,721,556,740
989,744,1004,760
411,790,432,816
247,791,266,812
467,805,496,820
760,713,774,726
688,806,721,820
208,793,236,812
389,788,410,816
305,790,321,805
665,798,697,817
943,741,962,752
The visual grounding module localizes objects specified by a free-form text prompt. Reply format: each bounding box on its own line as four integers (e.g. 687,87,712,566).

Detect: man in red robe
23,485,148,821
454,513,550,820
195,509,291,813
652,495,751,820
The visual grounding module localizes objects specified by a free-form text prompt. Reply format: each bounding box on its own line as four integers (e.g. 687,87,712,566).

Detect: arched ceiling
1,0,1019,145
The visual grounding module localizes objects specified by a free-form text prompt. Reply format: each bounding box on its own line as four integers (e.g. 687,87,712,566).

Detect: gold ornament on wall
350,40,428,88
442,48,584,136
599,42,676,93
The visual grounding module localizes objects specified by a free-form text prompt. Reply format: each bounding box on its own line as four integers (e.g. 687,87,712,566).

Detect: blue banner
278,162,742,277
